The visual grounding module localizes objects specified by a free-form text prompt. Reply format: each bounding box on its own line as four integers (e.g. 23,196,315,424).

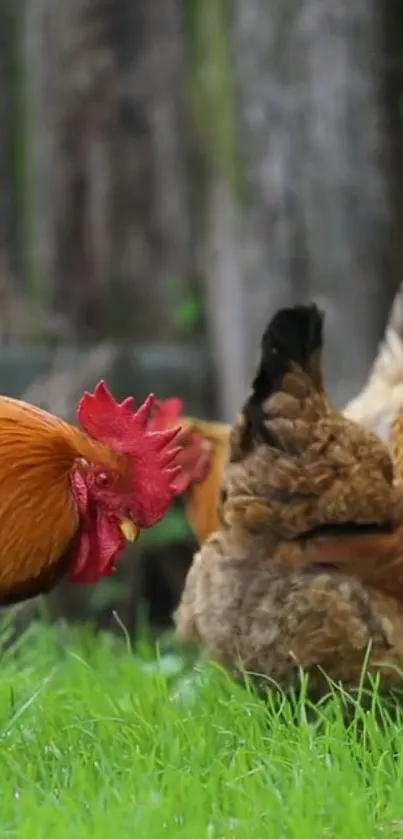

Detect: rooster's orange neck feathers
0,397,121,598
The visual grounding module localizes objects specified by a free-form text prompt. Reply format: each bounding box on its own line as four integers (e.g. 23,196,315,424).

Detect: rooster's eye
95,472,110,488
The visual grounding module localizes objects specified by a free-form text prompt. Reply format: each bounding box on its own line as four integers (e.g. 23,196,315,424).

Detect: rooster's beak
119,518,140,543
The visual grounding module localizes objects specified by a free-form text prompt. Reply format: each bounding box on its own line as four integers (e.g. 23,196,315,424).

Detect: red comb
147,397,184,431
144,396,195,493
144,396,213,494
77,381,183,527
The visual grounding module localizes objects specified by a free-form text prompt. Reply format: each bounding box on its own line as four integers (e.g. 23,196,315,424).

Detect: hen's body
177,534,403,698
175,305,403,699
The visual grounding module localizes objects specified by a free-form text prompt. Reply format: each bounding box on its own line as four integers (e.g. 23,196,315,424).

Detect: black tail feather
239,304,324,453
253,304,323,402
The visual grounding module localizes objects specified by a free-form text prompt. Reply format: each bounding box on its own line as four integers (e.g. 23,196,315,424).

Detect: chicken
0,381,182,604
148,398,227,544
390,411,403,483
174,304,403,701
147,396,231,544
344,281,403,440
151,284,403,547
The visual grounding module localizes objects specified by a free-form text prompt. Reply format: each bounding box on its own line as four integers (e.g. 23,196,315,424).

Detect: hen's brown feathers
175,304,403,700
175,535,403,699
223,306,403,599
0,397,122,596
299,525,403,601
223,365,394,544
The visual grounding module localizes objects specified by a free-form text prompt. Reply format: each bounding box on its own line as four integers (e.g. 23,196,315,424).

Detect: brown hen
174,305,403,700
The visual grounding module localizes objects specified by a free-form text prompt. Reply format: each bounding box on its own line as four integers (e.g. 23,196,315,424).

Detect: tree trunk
24,0,190,343
186,0,249,421
232,0,396,405
202,178,247,422
0,0,19,277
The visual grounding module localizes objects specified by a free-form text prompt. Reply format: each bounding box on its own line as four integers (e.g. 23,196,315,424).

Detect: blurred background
0,0,401,641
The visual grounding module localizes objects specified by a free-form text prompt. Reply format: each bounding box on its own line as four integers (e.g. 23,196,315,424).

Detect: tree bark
202,178,247,422
24,0,190,343
232,0,396,405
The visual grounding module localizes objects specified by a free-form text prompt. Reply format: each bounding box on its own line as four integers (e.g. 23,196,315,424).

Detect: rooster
174,305,403,701
0,381,182,604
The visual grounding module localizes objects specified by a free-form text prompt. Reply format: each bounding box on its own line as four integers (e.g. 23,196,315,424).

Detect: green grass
1,624,403,838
